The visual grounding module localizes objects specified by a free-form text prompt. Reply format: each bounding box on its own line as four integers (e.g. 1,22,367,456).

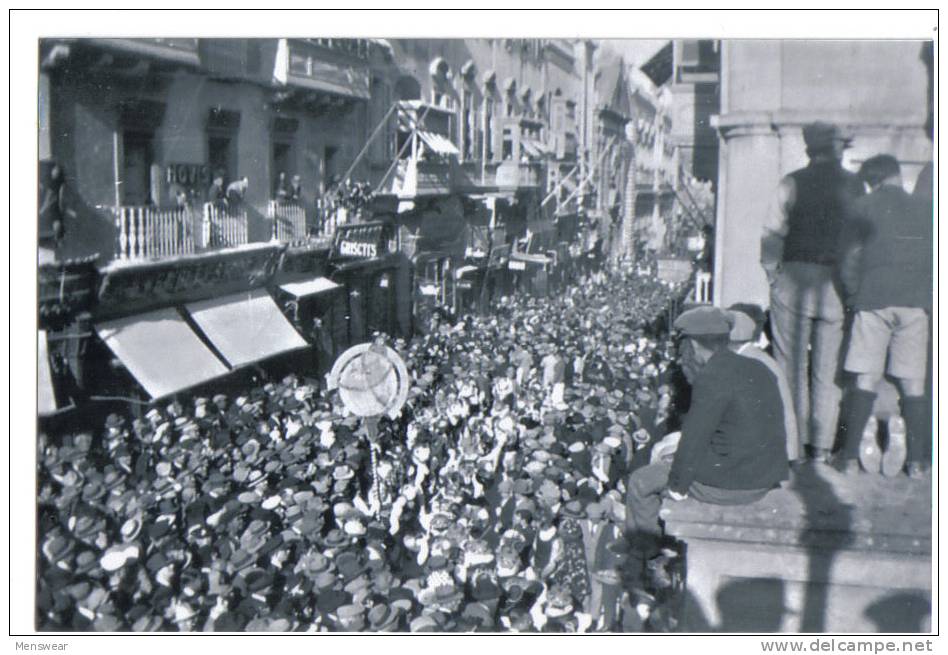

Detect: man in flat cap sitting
624,306,790,586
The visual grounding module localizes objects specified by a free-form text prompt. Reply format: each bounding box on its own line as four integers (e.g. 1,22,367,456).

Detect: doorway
122,131,154,206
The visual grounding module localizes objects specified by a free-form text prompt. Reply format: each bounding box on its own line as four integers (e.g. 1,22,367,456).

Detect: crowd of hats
37,261,690,632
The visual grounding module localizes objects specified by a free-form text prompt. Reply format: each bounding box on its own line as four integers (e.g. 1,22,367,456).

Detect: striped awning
186,289,308,369
95,308,230,399
417,130,460,156
520,137,550,160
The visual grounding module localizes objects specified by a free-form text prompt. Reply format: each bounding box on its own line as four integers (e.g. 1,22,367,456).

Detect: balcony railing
203,203,249,249
115,206,197,261
267,200,307,242
114,200,351,263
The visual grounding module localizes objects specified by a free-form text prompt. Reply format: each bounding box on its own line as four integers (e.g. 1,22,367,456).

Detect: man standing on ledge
624,306,789,583
760,122,865,463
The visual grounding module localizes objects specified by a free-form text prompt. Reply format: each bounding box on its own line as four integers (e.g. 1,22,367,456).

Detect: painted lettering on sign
338,241,378,258
166,163,211,188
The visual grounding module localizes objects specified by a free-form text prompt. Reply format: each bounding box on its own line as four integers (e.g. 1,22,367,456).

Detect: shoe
882,416,907,477
906,462,930,480
858,416,882,473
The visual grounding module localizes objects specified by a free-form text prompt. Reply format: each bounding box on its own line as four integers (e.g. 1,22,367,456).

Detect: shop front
328,222,410,344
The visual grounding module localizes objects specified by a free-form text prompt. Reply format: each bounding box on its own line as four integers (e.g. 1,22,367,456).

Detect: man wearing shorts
837,154,933,477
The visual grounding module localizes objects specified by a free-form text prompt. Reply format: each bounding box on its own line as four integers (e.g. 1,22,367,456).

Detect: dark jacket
668,349,789,494
784,161,864,265
839,184,933,312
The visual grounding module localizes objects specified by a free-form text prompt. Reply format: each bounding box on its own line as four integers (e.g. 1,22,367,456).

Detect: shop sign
331,223,392,261
166,163,211,188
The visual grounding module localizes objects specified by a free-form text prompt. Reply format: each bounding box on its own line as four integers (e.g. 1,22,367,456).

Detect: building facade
40,38,392,263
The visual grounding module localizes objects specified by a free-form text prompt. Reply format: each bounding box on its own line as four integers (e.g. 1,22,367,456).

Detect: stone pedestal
661,465,931,632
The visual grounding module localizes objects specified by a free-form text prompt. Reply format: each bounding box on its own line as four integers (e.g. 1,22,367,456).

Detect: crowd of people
37,263,693,632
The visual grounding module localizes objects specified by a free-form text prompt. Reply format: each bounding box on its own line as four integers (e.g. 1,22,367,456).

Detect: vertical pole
112,130,122,212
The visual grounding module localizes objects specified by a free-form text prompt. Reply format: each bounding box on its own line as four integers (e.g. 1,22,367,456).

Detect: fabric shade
510,252,553,266
186,289,308,369
520,138,550,160
95,308,230,400
417,130,460,156
279,276,341,299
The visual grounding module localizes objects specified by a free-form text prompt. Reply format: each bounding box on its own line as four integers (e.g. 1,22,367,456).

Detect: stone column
712,114,781,308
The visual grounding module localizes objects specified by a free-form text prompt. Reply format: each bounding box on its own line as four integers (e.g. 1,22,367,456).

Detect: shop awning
186,289,308,369
510,251,553,265
520,138,550,159
38,330,58,415
95,308,230,400
455,265,481,278
279,276,340,299
417,130,460,156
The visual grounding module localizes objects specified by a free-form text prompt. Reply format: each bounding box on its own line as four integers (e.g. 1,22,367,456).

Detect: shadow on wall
863,592,931,633
58,190,118,263
714,577,789,633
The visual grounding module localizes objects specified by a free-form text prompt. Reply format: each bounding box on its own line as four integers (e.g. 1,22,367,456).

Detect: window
272,142,293,198
122,131,154,206
323,146,339,192
461,92,475,161
208,135,237,184
502,128,513,161
484,99,494,162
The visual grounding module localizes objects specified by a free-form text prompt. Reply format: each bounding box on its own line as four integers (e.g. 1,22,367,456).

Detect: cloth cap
673,306,733,336
802,121,852,150
727,310,757,342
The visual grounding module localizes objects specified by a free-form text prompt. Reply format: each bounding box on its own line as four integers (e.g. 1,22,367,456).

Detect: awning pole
375,103,432,194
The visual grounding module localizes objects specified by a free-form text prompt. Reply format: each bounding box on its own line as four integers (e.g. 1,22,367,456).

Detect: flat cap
673,306,733,336
727,310,757,342
802,121,852,150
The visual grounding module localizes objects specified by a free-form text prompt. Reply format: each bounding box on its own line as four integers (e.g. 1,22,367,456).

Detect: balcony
267,200,307,243
115,204,250,262
495,161,544,190
285,39,371,99
88,38,200,67
115,206,198,261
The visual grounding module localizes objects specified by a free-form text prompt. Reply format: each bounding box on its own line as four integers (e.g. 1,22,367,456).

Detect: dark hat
367,603,402,631
673,306,733,336
802,121,852,150
335,551,367,582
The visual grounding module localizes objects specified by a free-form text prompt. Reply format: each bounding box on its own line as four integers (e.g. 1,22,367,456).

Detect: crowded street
24,21,935,637
37,263,692,632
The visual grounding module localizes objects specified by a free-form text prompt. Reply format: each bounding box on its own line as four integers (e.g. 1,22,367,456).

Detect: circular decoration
327,340,410,419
